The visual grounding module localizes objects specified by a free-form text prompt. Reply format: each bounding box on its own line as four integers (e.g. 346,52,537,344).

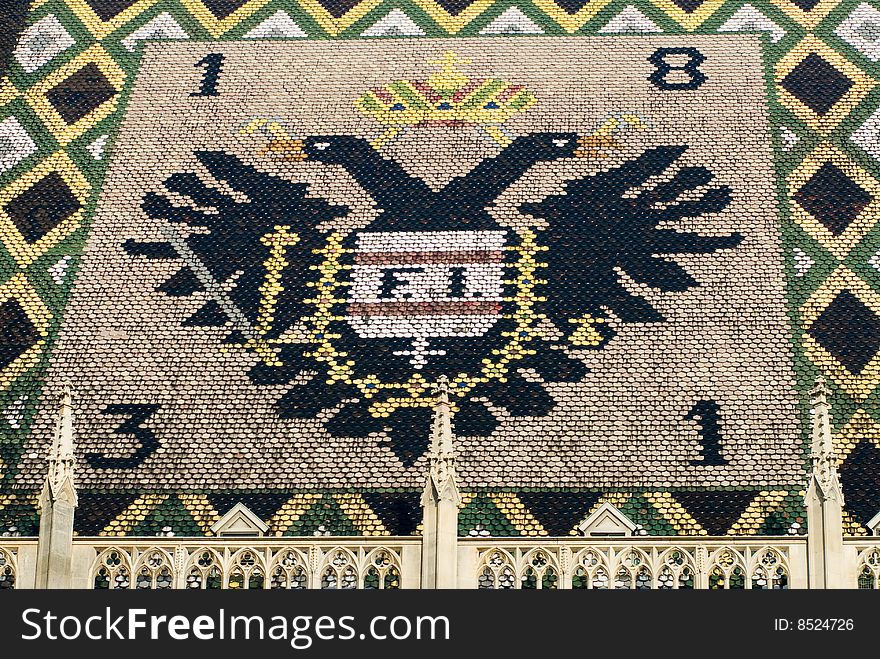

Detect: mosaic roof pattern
17,37,803,491
0,0,878,539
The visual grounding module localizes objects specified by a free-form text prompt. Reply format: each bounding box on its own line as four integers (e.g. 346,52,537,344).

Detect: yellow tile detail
268,493,318,536
644,492,707,535
490,492,548,536
835,409,880,466
334,493,390,536
651,0,727,30
801,266,880,400
411,0,495,33
100,494,169,536
297,0,382,36
0,77,18,107
728,490,789,535
843,510,869,536
63,0,162,38
788,143,880,261
775,36,876,135
771,0,842,29
0,151,91,268
178,0,274,37
532,0,610,33
24,44,126,146
0,274,52,392
178,494,221,535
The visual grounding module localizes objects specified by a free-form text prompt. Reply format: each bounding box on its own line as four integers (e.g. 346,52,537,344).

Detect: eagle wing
127,150,347,343
519,145,741,333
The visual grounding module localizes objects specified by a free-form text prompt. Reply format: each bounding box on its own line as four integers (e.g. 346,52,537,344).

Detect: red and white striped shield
346,230,508,365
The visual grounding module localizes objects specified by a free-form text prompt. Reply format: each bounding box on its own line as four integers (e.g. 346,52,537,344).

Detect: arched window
657,548,695,589
320,548,358,589
708,548,746,589
363,549,401,590
751,548,788,589
613,548,651,590
477,550,515,589
571,549,610,589
93,549,131,589
227,549,266,589
134,549,174,589
270,549,309,589
857,549,880,589
0,549,15,589
185,549,222,589
520,550,558,589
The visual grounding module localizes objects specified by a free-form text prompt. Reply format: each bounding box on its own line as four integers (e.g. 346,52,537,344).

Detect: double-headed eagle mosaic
127,52,742,465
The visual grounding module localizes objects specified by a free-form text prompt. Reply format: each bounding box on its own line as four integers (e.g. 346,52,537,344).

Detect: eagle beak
574,134,620,159
257,138,308,162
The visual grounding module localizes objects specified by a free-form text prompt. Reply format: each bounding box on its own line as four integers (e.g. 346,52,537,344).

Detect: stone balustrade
2,535,878,589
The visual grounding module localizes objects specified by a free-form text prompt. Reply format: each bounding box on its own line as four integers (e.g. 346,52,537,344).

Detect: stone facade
1,0,880,566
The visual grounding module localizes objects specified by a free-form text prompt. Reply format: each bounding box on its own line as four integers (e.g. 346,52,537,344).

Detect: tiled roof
0,0,879,538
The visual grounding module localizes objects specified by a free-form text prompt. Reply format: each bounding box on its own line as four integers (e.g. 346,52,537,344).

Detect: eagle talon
574,135,621,159
574,112,647,158
241,118,309,161
257,138,308,161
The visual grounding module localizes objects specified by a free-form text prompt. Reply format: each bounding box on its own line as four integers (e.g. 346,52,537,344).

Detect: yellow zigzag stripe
729,491,788,535
644,492,707,536
490,493,547,536
843,511,869,536
268,494,320,536
836,409,880,466
334,493,390,536
100,494,169,537
178,494,221,535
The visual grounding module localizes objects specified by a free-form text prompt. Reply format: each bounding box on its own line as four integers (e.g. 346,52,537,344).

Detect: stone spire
36,382,78,588
45,381,77,502
425,375,458,494
804,375,846,588
420,376,461,588
807,376,842,502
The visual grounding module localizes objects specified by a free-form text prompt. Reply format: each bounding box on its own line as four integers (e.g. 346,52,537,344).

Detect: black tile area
73,493,139,535
314,0,363,18
808,290,880,374
205,493,293,520
45,62,117,125
551,0,593,14
793,162,871,236
363,492,422,535
3,171,81,243
82,0,140,21
781,53,853,115
670,0,705,12
673,490,756,536
377,407,432,467
200,0,251,19
841,437,880,531
789,0,820,11
434,0,479,15
0,299,39,369
518,491,602,536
